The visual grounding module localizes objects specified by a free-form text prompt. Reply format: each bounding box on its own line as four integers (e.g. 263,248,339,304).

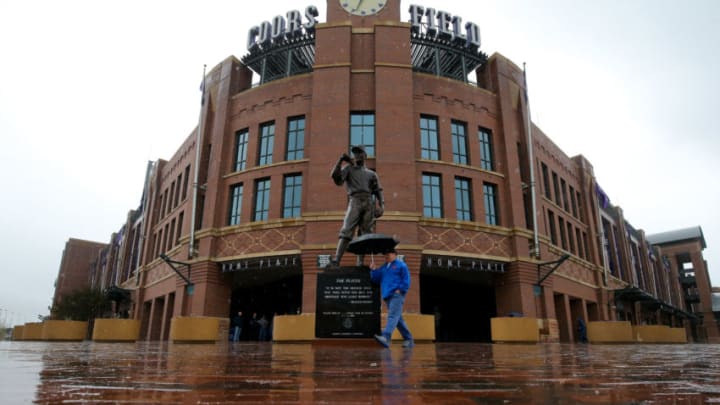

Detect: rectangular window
577,191,584,221
552,171,561,205
258,122,275,166
420,115,439,160
228,183,243,225
283,174,303,218
168,219,176,249
235,129,249,171
422,174,442,218
558,217,567,250
177,212,184,243
182,165,191,200
541,163,551,199
561,179,569,212
156,230,163,257
174,175,181,207
451,120,468,164
483,182,498,225
163,189,170,217
575,228,584,259
168,181,175,213
567,222,575,254
350,112,375,156
569,185,578,218
286,116,305,161
162,224,169,254
454,177,473,221
478,127,494,171
253,178,271,221
548,211,557,245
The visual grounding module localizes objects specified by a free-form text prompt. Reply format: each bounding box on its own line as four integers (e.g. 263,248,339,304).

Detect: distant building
51,238,107,316
646,227,718,342
55,0,717,343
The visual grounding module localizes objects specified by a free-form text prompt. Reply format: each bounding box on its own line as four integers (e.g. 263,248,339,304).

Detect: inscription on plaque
315,268,380,338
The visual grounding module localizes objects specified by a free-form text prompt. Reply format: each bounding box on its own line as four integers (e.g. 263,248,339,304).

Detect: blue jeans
382,291,413,341
232,326,242,342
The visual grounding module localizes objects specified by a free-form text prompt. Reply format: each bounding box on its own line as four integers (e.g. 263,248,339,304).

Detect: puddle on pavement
1,341,719,403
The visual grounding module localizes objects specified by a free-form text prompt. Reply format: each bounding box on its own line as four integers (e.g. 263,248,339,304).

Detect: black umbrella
347,233,399,255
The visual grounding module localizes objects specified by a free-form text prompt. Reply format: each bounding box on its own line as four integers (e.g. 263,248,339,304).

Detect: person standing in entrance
330,145,384,266
231,311,244,342
370,248,413,348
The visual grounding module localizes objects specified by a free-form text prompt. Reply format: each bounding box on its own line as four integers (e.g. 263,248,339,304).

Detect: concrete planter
22,322,44,341
273,314,316,341
633,325,687,343
169,316,229,343
389,314,435,341
12,325,25,340
42,320,88,341
92,319,141,342
587,321,634,343
491,317,540,343
273,313,436,342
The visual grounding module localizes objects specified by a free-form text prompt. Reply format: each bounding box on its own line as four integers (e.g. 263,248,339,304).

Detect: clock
339,0,386,16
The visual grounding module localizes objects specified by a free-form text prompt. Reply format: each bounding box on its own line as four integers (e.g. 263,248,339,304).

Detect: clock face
339,0,386,16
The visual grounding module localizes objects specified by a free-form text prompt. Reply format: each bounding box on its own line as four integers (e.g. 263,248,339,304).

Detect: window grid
253,178,271,221
548,210,557,245
576,228,584,259
258,122,275,166
455,177,473,221
569,185,578,218
286,117,305,161
478,127,494,171
541,163,551,199
235,129,249,171
483,183,498,225
283,174,303,218
559,217,567,250
577,191,584,221
420,116,439,160
422,174,442,218
451,121,468,164
350,113,375,156
182,165,191,200
552,172,561,205
228,184,243,225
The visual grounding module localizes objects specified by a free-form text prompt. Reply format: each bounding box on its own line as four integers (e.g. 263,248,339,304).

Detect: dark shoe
373,334,390,348
402,339,414,348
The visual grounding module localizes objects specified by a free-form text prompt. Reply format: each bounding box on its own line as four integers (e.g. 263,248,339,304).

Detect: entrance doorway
420,272,497,342
229,272,302,341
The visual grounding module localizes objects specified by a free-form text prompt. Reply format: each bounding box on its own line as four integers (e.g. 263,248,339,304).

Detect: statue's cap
351,145,366,154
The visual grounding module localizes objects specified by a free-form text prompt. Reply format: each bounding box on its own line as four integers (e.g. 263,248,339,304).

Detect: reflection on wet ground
1,341,719,404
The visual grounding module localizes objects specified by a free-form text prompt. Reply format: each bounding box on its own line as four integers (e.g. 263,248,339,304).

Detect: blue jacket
370,258,410,300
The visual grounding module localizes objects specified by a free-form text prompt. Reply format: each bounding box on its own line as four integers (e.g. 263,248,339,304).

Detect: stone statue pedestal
315,266,380,338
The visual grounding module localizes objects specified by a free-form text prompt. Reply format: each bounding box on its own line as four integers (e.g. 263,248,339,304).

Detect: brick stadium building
56,0,718,343
51,238,107,314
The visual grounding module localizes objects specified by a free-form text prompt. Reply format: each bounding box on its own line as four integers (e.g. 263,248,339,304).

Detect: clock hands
352,0,365,12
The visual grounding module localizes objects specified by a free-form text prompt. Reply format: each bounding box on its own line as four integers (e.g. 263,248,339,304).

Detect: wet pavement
1,341,720,404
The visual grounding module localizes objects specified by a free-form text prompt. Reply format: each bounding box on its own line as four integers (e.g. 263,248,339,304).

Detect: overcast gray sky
1,0,718,325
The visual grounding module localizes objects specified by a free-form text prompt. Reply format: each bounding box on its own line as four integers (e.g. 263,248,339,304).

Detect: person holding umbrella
370,248,414,348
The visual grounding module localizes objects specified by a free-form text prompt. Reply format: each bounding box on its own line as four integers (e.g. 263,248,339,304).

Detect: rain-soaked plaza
2,341,720,404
